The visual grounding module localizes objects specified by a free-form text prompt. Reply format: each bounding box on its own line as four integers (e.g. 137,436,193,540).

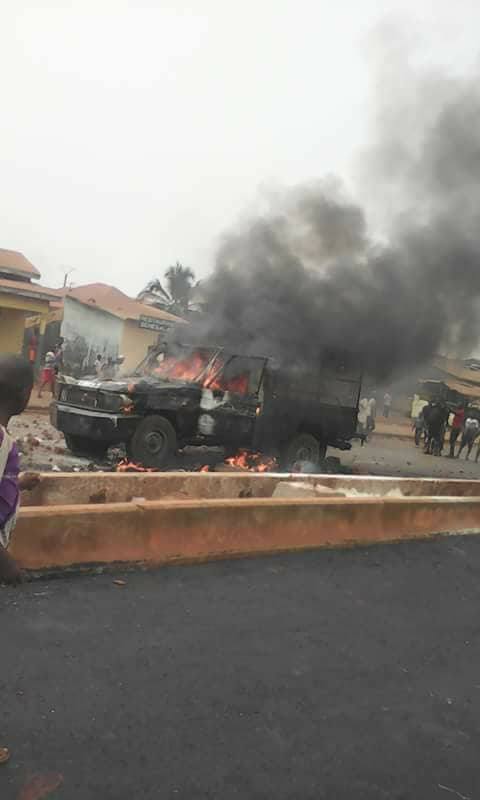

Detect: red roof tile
0,248,40,279
0,277,59,303
65,283,186,324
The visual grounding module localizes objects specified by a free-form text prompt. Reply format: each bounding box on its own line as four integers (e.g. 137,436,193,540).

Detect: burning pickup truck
51,345,362,469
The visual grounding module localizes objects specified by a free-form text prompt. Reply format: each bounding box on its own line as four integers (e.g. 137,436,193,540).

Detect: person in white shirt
357,398,369,438
383,392,392,418
95,354,104,378
458,416,480,460
367,396,377,432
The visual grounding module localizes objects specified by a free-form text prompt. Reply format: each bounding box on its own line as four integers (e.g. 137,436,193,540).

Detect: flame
116,459,155,473
152,351,249,395
206,373,248,394
224,450,278,472
154,352,212,383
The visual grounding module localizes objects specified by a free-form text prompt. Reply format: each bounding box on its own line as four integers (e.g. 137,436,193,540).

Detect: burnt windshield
135,347,223,383
205,355,266,395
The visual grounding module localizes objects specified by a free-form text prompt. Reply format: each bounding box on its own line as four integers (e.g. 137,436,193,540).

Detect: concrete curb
12,494,480,570
21,471,480,507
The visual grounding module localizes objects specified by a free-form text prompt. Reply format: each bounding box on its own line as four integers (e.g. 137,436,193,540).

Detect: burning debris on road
116,459,155,473
224,450,278,472
199,450,278,473
114,450,278,474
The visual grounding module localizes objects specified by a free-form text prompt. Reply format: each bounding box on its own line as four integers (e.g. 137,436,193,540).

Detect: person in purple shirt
0,356,40,585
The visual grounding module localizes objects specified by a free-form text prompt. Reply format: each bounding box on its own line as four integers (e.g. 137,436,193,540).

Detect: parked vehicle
51,344,362,469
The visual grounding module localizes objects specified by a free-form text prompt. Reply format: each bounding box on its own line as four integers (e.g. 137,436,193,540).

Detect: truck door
319,356,362,441
197,356,267,448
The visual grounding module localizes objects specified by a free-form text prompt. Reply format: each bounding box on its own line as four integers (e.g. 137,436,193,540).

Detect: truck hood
60,375,200,393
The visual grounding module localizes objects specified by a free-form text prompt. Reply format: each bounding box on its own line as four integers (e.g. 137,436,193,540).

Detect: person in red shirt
449,405,465,458
27,331,38,365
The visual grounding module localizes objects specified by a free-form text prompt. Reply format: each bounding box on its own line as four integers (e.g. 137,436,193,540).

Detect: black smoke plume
185,54,480,380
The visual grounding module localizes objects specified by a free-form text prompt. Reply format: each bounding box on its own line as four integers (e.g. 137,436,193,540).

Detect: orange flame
153,351,249,395
116,459,155,473
154,352,212,383
224,450,278,472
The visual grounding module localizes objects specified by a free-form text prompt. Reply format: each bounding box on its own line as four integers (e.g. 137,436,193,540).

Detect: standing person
412,407,425,446
53,338,64,376
27,330,38,366
449,405,465,458
367,396,377,433
0,356,40,584
357,397,369,439
436,402,450,455
422,400,434,453
95,354,104,378
424,400,447,455
37,351,56,398
458,416,480,460
383,392,392,418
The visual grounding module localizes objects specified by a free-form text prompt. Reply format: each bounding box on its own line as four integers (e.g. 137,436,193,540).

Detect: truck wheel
282,433,326,471
128,415,177,469
64,434,108,460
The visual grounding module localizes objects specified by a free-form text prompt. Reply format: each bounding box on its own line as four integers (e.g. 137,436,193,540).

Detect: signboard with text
139,315,171,333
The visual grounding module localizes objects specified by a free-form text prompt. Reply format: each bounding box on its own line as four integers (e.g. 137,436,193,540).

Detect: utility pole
61,266,76,288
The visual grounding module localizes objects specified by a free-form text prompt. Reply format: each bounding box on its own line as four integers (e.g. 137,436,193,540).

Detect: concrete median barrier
12,494,480,571
21,471,480,507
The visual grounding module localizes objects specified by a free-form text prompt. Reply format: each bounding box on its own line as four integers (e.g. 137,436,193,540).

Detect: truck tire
64,434,108,460
281,433,326,472
128,415,177,469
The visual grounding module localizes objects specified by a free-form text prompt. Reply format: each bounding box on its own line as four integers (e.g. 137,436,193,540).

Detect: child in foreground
0,355,40,585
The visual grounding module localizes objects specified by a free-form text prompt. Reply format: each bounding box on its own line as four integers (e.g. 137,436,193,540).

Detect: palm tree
164,262,195,312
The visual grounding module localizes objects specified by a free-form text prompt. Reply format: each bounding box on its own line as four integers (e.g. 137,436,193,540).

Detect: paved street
2,537,480,799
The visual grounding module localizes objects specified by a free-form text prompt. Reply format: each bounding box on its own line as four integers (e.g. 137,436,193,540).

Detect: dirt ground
342,435,480,479
9,410,480,479
11,411,87,472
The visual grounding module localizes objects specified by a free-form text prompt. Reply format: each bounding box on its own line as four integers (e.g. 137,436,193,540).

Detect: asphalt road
2,538,480,800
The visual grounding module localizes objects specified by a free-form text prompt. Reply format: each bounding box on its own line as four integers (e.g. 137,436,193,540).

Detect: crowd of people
34,345,125,397
413,400,480,461
357,390,480,462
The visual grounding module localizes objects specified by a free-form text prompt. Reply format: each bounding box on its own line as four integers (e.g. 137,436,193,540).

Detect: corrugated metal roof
434,356,480,386
444,380,480,400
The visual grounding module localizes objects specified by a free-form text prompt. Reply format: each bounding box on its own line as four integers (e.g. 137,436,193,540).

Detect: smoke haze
187,50,480,380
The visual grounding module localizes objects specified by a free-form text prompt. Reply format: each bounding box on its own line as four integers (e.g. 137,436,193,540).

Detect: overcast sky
1,0,479,296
